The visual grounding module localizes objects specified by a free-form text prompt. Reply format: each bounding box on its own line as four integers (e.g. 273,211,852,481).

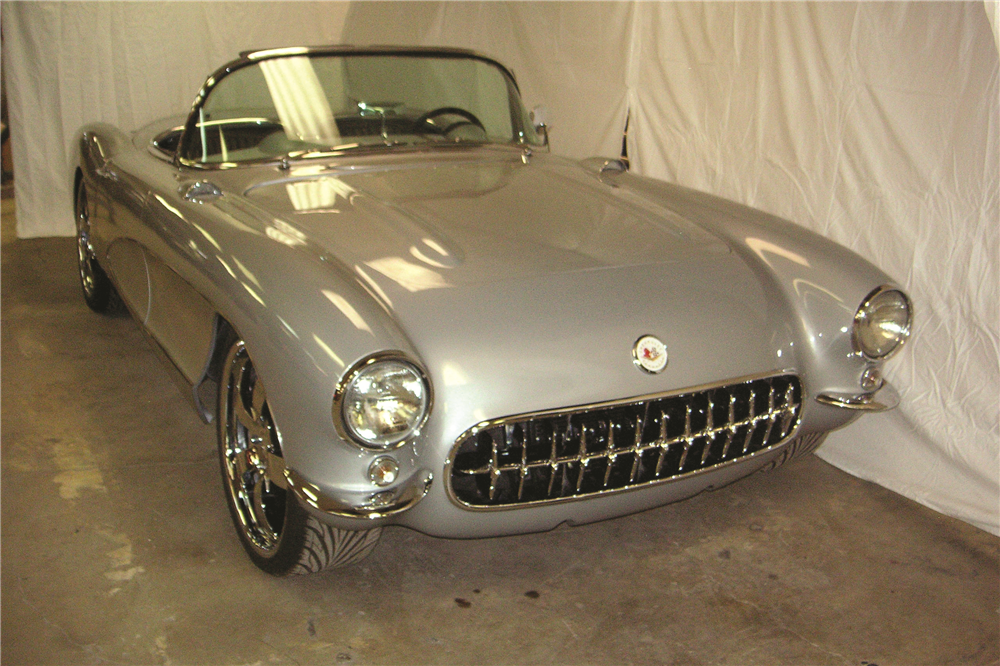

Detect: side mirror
531,105,549,147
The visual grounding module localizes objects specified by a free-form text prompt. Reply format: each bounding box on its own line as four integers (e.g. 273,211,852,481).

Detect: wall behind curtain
4,2,998,533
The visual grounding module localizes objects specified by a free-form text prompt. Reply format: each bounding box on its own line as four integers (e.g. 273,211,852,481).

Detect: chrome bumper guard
816,381,900,412
285,468,433,520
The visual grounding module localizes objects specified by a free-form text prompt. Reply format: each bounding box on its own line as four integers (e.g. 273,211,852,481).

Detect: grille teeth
448,374,802,508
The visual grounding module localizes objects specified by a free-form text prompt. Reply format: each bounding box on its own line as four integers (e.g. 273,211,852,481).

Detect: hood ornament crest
633,335,668,374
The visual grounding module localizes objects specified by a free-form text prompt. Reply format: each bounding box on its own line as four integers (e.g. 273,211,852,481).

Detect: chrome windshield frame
176,46,528,169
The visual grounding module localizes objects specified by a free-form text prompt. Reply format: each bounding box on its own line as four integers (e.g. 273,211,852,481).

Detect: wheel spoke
230,356,259,432
227,435,249,479
251,379,268,423
250,474,278,547
221,342,289,556
264,449,288,489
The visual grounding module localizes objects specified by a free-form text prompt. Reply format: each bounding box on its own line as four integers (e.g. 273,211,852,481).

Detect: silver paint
73,47,907,538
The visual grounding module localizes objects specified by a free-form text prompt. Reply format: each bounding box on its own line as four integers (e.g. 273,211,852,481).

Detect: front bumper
816,381,900,412
286,468,434,521
285,379,899,537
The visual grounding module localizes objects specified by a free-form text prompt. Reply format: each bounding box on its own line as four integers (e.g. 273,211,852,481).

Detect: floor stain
51,439,106,499
98,530,144,585
16,329,51,359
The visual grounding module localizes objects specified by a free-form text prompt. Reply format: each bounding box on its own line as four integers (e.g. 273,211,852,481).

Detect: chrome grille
448,374,802,508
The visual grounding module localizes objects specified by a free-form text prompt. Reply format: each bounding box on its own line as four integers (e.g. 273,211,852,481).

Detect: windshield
181,52,543,165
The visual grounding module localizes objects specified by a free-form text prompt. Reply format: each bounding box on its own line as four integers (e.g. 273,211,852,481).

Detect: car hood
241,151,794,432
243,150,730,286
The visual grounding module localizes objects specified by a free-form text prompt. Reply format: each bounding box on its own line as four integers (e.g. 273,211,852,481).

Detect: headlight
336,354,430,449
853,287,912,360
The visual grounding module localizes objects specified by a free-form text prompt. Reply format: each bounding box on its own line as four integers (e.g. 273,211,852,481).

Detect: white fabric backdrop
619,2,1000,535
3,1,998,534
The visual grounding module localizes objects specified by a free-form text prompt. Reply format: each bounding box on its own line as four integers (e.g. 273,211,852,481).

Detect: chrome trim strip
285,468,433,520
816,382,900,412
179,134,533,172
237,45,520,89
147,125,185,163
147,144,175,163
600,158,628,174
445,371,803,511
177,46,523,169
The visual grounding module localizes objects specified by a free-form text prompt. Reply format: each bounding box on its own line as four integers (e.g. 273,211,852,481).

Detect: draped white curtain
4,1,997,533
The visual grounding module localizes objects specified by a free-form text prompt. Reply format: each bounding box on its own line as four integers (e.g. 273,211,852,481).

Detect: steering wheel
414,107,486,136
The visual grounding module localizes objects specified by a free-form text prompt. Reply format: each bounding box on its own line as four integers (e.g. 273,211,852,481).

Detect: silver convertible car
72,46,912,576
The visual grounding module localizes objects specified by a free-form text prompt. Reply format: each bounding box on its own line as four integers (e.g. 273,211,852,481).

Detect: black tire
74,181,119,313
764,432,829,471
217,337,381,575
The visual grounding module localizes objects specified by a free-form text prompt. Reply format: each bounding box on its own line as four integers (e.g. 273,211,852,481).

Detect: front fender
175,193,430,503
76,123,131,178
623,176,899,432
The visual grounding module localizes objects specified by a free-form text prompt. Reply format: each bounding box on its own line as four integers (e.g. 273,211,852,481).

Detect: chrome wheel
217,337,382,574
75,184,98,300
74,181,116,312
219,340,289,556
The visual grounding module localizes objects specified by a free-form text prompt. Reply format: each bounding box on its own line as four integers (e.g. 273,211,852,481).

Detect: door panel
144,252,216,385
105,239,150,321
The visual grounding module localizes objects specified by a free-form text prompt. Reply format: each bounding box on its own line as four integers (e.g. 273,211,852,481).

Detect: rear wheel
217,338,381,575
74,182,118,313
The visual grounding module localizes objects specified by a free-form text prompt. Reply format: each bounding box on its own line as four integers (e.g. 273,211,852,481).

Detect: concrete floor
2,195,998,666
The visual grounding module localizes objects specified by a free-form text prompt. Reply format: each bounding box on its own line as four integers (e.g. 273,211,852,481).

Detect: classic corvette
72,46,912,575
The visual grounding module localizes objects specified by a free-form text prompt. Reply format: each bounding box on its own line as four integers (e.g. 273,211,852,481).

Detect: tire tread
764,432,828,471
289,518,382,575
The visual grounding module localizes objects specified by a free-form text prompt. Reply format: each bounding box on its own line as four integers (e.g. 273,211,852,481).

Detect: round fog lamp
369,456,399,487
853,288,912,359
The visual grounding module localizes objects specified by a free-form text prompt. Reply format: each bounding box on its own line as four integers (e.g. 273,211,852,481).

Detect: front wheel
764,432,829,471
217,337,381,575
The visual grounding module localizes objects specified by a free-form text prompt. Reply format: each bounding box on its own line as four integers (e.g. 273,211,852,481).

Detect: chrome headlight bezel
852,286,913,361
333,351,432,450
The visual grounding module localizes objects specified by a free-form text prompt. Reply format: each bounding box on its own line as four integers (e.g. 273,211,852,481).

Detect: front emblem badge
633,335,668,374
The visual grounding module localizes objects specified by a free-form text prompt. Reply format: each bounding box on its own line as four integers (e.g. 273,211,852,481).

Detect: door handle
182,181,223,203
